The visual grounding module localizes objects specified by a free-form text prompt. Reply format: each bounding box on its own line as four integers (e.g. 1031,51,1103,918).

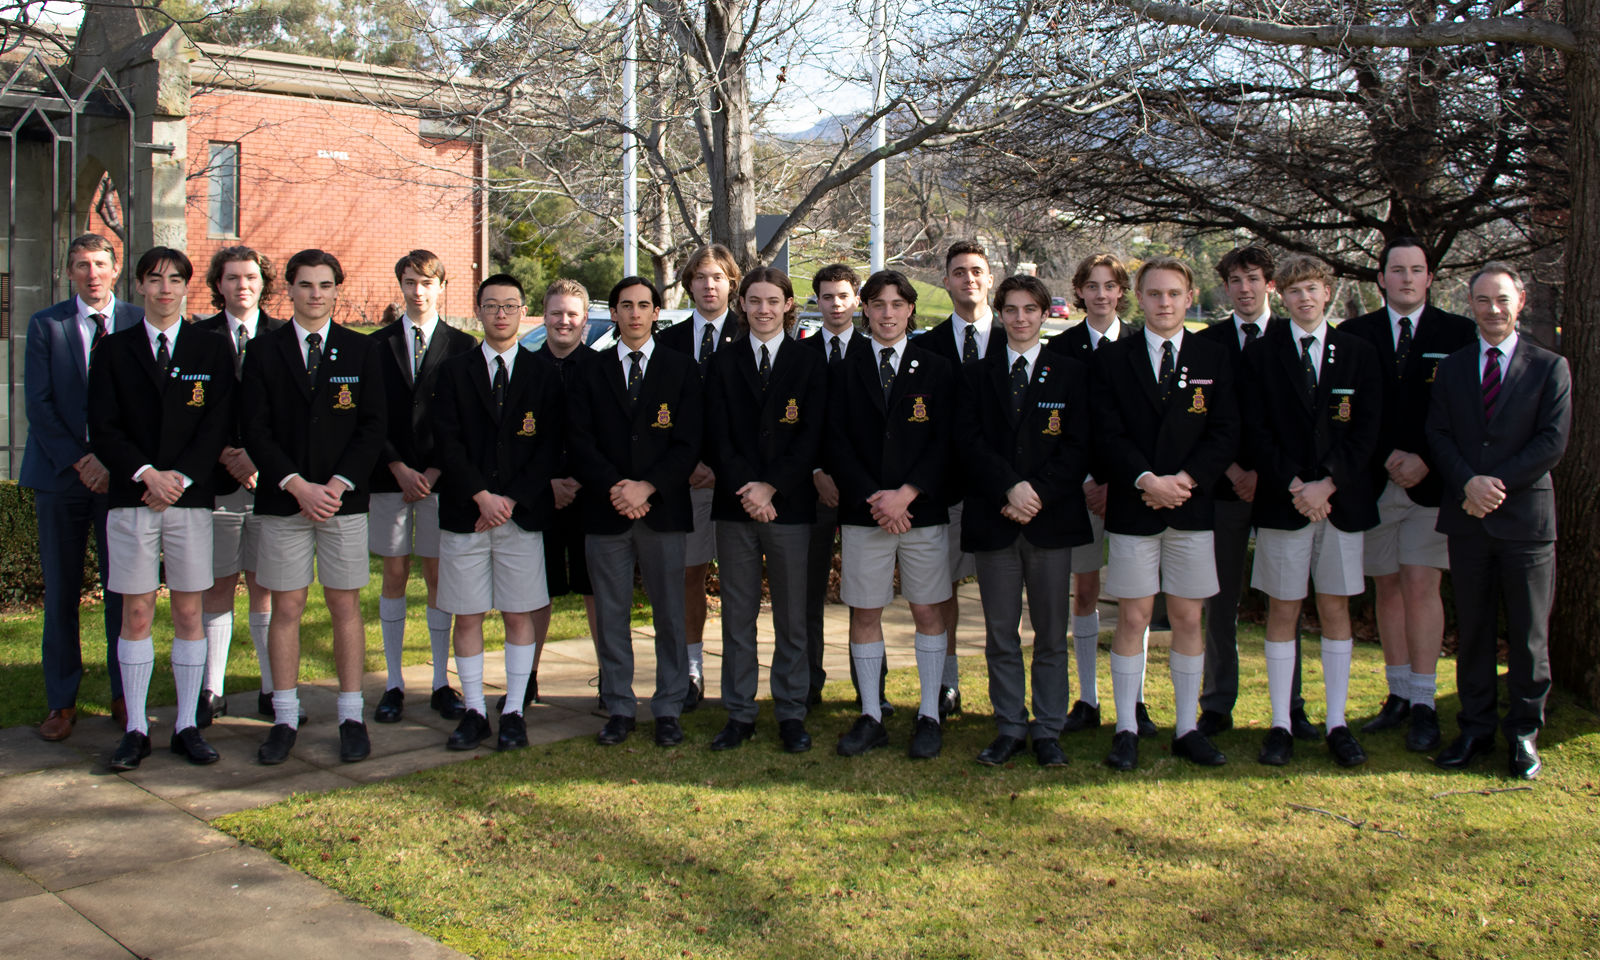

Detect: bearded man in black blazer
569,276,703,749
1426,262,1571,780
193,245,285,725
1091,257,1237,771
956,275,1092,769
241,249,388,766
1340,237,1477,751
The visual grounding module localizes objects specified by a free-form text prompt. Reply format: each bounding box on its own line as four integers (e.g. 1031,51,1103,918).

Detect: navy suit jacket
21,297,144,492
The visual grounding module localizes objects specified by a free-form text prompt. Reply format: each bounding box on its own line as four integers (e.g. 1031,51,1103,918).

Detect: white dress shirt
617,337,656,388
869,336,909,374
1232,308,1271,350
750,331,783,370
1291,320,1331,381
77,294,119,371
1479,331,1519,382
1086,317,1123,350
950,312,994,359
691,311,729,358
822,326,855,357
483,339,518,380
1387,305,1423,349
1006,342,1043,381
1143,326,1185,381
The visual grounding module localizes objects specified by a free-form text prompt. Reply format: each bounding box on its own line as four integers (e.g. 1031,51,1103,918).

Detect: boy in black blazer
827,270,957,760
569,276,702,748
1340,238,1476,749
430,274,565,752
956,275,1092,768
89,248,234,769
1091,257,1237,771
368,251,480,725
241,250,388,766
703,268,826,753
1242,255,1382,768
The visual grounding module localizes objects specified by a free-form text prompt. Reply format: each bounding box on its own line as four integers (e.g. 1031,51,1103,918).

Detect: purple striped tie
1482,347,1502,419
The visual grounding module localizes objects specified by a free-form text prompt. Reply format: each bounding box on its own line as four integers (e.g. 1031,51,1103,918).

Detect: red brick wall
183,90,481,325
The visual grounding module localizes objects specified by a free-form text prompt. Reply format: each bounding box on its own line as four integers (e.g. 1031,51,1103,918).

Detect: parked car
1049,296,1071,319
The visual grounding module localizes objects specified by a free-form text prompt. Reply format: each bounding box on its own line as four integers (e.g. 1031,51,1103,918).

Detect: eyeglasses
479,303,523,316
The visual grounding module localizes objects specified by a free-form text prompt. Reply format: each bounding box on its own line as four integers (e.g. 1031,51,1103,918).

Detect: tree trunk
703,0,758,267
1550,0,1600,706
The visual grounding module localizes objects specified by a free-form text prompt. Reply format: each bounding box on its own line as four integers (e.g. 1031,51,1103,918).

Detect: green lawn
218,634,1600,960
0,557,638,728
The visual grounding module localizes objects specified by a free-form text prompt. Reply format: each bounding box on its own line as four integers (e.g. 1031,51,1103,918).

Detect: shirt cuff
279,472,301,490
1134,471,1153,491
333,474,355,492
133,464,153,482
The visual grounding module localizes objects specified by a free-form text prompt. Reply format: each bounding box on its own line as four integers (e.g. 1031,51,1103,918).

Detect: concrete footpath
2,583,1116,959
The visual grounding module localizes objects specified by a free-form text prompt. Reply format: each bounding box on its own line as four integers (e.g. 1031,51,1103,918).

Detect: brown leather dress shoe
38,708,77,741
111,698,128,729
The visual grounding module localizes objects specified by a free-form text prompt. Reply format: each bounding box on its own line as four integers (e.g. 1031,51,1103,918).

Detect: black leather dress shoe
710,719,756,751
1062,700,1101,733
1104,730,1138,771
447,711,492,751
654,715,685,747
597,715,636,746
778,718,812,753
1435,733,1494,770
374,687,405,724
1406,704,1442,752
1195,710,1232,737
837,715,888,756
1289,706,1322,741
197,690,227,728
430,685,466,720
257,723,297,764
338,720,372,762
1135,702,1159,739
1258,726,1294,766
497,712,529,751
938,686,962,719
1326,725,1368,767
976,734,1026,766
683,675,705,713
1172,730,1227,766
1033,737,1069,768
908,715,943,759
1361,694,1410,733
109,730,152,771
1509,734,1541,780
170,726,220,765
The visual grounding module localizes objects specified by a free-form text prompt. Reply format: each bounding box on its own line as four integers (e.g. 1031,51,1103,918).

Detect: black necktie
1010,356,1028,419
156,332,170,373
627,350,643,402
413,325,426,378
1482,347,1502,419
1300,335,1318,396
1241,322,1261,345
1395,316,1413,376
963,325,979,363
234,323,249,376
1095,333,1108,352
879,346,896,401
1157,340,1175,401
758,343,771,388
90,313,107,350
698,322,715,370
306,332,323,384
829,335,842,365
493,355,508,415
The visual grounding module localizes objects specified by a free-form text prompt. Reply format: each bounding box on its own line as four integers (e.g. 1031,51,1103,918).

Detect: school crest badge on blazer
517,412,537,437
652,402,673,429
1334,396,1353,422
334,383,356,410
1042,409,1062,436
780,398,800,424
908,396,930,423
1186,386,1207,414
186,382,205,407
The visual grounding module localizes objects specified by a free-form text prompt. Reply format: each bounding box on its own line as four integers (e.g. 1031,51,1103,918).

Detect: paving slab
0,861,45,902
115,744,322,801
174,768,360,821
0,892,136,959
0,726,93,777
160,898,468,959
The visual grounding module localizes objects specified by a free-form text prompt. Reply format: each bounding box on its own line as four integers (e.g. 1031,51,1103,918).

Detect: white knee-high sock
171,637,207,732
853,641,885,721
503,643,535,716
1385,663,1410,700
249,611,274,694
457,652,485,715
1169,651,1204,737
336,690,364,725
1110,651,1144,734
118,637,156,735
1265,640,1296,731
379,595,406,691
1322,637,1354,730
272,688,300,729
1072,613,1100,706
1409,671,1436,709
687,641,704,679
201,610,232,695
427,606,452,690
914,632,947,722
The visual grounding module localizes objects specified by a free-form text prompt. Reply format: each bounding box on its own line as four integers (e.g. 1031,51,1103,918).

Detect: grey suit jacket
1425,336,1571,541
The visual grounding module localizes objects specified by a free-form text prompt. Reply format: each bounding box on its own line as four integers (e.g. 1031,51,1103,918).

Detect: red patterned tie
1481,347,1502,419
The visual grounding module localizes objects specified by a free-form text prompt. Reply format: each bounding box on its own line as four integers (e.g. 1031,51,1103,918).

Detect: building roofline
190,41,481,114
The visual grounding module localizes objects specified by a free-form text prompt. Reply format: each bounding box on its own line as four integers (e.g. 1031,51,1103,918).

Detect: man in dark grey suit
1425,262,1571,780
22,233,141,740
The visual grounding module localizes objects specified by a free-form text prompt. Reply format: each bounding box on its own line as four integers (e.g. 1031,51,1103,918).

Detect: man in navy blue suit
22,233,142,741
